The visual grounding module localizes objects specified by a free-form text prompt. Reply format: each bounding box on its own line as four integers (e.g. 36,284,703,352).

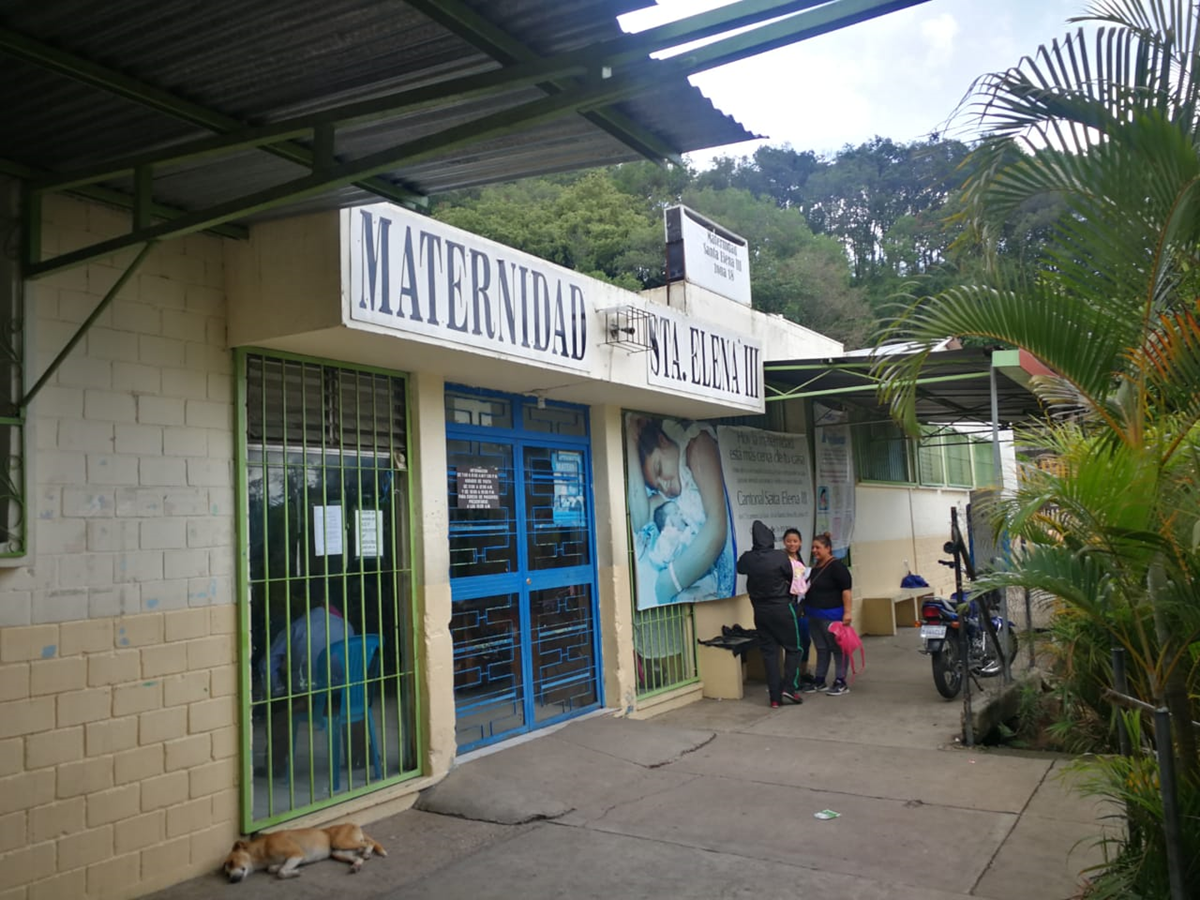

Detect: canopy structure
0,0,930,279
764,347,1051,428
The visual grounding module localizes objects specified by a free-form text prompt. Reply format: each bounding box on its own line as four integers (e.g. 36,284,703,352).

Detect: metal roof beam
18,0,931,277
405,0,690,165
672,0,931,76
0,157,247,240
0,26,424,210
24,67,679,277
19,0,927,198
765,371,988,402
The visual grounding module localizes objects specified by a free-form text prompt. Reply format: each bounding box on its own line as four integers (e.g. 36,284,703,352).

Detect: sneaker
770,701,781,709
826,680,849,696
800,673,817,685
798,681,819,694
813,682,831,693
782,691,804,705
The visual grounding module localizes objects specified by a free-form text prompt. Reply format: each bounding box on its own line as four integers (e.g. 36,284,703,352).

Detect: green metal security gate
236,350,421,830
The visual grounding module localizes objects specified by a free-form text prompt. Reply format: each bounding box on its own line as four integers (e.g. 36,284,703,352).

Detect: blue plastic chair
328,635,383,788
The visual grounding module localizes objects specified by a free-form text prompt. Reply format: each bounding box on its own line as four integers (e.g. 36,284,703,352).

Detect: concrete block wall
0,196,240,900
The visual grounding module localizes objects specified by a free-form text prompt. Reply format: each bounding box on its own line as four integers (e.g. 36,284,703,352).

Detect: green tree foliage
430,136,1058,349
432,163,872,345
878,3,1200,891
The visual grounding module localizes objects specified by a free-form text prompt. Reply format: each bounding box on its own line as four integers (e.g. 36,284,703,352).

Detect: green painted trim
991,349,1021,368
233,349,255,834
234,347,425,830
400,375,426,775
766,370,989,402
636,676,701,702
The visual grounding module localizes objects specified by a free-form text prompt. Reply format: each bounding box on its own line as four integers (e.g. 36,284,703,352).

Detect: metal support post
1025,585,1034,669
1112,647,1131,758
988,365,1011,686
1153,708,1187,900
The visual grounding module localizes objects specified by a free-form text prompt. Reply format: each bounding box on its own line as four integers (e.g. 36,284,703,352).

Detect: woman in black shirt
801,532,853,695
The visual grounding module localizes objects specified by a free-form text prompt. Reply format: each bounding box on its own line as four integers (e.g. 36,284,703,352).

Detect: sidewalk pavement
149,630,1110,900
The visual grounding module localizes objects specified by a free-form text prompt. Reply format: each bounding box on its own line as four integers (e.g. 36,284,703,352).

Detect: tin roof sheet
0,0,756,220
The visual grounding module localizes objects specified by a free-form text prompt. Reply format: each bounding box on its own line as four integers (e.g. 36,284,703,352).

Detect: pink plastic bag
828,622,865,683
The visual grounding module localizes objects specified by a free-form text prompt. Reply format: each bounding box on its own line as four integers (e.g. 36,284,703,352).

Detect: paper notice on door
355,509,383,558
313,505,344,556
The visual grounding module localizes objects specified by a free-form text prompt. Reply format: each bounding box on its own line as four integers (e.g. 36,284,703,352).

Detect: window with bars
855,420,913,483
916,431,946,486
239,351,420,830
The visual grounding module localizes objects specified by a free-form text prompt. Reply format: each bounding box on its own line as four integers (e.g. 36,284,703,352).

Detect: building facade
0,194,850,899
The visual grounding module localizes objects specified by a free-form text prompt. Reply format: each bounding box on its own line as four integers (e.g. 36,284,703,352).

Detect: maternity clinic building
0,194,841,898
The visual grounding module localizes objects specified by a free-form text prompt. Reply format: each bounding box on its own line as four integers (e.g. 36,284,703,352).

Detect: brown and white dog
223,823,387,881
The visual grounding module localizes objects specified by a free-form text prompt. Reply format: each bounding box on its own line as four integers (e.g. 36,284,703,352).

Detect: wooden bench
858,587,934,636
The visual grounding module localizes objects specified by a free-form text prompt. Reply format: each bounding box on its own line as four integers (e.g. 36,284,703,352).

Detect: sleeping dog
223,823,386,881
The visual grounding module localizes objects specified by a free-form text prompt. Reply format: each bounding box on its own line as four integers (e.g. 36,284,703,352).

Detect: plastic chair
328,635,383,788
289,648,332,768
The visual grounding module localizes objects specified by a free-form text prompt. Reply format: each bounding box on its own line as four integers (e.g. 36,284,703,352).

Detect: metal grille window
916,430,946,486
974,439,999,486
632,603,697,697
944,438,974,487
238,351,420,830
856,420,913,483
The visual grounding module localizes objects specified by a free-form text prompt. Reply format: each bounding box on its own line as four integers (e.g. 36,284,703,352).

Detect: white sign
355,509,383,558
813,403,855,556
313,505,343,557
644,303,763,412
345,203,590,371
666,206,751,306
717,426,813,595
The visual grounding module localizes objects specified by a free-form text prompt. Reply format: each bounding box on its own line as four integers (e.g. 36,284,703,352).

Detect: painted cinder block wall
0,196,241,900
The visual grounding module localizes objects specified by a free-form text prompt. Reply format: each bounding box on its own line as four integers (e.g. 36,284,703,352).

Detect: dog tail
369,839,387,858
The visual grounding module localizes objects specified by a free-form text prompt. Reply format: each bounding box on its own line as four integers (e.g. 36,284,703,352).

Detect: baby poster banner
716,427,814,596
813,402,855,557
625,414,736,610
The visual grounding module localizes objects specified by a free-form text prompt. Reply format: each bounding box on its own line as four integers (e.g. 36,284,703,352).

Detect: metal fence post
1153,707,1187,900
1112,647,1131,758
961,620,974,747
1024,586,1034,669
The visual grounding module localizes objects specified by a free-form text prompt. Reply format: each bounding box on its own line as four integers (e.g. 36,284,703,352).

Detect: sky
619,0,1089,166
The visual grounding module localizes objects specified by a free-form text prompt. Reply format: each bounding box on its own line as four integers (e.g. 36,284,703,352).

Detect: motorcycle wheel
980,626,1020,676
931,637,963,699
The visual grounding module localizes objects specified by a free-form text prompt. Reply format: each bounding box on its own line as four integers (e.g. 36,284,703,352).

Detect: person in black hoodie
736,521,805,708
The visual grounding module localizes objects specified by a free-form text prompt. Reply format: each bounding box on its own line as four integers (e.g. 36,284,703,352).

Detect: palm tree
877,0,1200,783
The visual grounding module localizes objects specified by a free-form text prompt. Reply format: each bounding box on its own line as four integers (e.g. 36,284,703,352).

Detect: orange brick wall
0,608,239,899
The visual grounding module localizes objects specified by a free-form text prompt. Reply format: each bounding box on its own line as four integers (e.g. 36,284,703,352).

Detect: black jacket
736,521,793,606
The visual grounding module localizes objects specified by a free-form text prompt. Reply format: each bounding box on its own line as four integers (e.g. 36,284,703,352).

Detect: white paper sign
355,509,383,558
313,505,344,557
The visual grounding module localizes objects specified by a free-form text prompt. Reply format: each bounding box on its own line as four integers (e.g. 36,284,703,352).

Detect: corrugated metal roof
0,0,756,222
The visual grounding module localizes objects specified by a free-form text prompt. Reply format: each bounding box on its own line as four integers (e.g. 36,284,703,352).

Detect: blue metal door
445,388,602,751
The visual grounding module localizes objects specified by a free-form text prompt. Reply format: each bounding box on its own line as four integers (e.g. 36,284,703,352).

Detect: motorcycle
920,591,1018,699
919,511,1018,699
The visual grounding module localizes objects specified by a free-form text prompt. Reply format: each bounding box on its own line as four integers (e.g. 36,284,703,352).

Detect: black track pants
753,602,805,703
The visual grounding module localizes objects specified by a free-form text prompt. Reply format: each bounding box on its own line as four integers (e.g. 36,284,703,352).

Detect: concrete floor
149,629,1110,900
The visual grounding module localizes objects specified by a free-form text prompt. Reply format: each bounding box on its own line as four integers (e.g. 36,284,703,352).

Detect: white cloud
920,13,959,68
